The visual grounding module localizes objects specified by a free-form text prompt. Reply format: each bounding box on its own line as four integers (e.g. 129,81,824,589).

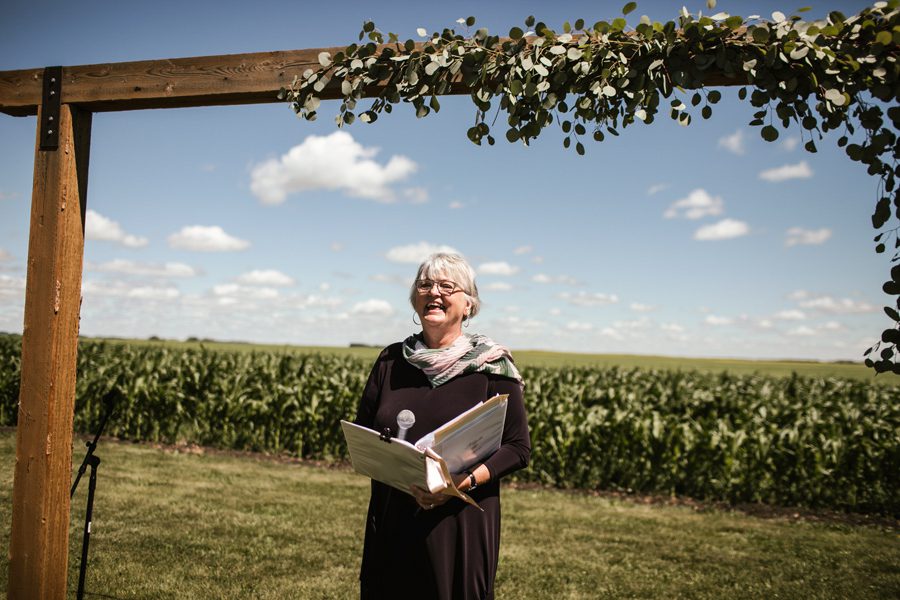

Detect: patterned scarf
402,332,523,388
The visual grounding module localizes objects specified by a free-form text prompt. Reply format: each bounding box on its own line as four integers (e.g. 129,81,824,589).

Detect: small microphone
396,410,415,441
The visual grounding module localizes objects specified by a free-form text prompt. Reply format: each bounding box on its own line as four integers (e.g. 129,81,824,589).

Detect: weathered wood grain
0,41,746,117
8,104,91,600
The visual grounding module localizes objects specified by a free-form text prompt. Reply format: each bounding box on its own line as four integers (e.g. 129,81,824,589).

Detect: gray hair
409,252,481,320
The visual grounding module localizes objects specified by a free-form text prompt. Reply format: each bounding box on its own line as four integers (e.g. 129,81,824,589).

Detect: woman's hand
410,472,475,510
409,485,452,510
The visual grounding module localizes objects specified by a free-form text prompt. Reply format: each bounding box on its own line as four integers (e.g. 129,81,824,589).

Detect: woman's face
413,272,471,334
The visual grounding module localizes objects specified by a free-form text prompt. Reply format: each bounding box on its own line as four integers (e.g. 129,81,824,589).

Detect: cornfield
0,334,897,514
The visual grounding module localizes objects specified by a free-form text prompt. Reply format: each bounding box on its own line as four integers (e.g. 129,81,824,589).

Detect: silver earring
464,314,471,327
413,313,421,326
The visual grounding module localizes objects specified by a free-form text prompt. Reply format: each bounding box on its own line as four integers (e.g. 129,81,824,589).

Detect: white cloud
0,248,11,262
560,291,619,306
797,295,877,314
759,160,813,182
85,210,149,248
630,303,656,312
448,201,464,209
330,242,344,252
477,262,519,276
781,136,800,151
385,242,459,263
821,321,843,331
168,225,250,252
351,299,394,316
236,269,294,286
704,315,733,326
787,325,816,336
664,189,724,220
0,274,26,297
532,273,579,285
785,227,832,247
485,282,512,292
787,290,809,301
661,322,685,333
212,283,279,300
0,191,18,201
491,316,545,335
718,129,745,155
514,245,532,255
83,280,180,300
774,309,806,320
88,259,197,278
129,286,181,300
693,218,750,241
613,317,652,331
403,187,429,203
647,183,669,196
200,163,217,172
565,321,594,331
249,131,418,204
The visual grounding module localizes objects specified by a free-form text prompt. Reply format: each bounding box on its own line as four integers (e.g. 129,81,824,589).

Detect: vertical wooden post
8,103,91,599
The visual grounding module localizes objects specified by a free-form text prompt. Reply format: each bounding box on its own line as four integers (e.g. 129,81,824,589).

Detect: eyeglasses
415,279,461,295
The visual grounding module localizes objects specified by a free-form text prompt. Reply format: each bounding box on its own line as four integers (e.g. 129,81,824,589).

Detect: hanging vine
281,1,900,373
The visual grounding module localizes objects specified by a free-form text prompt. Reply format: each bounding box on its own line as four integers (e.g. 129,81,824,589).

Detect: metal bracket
39,66,62,151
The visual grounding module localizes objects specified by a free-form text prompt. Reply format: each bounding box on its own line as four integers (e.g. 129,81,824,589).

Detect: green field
1,431,897,598
90,336,892,385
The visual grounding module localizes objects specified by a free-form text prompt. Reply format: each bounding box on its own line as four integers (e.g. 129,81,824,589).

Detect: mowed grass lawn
1,431,897,599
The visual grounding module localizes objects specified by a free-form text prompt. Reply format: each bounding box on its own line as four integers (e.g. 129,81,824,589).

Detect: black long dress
354,342,531,600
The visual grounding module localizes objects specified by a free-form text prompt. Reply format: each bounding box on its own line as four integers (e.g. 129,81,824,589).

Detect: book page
341,421,483,510
341,421,436,495
415,394,508,474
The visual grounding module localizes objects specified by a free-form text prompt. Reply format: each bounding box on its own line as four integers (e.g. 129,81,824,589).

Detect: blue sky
0,0,888,360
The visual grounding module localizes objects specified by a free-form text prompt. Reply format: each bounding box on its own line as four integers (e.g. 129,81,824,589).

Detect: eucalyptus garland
282,1,900,373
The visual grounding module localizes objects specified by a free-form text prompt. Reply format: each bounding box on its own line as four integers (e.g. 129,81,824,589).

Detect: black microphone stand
71,391,117,600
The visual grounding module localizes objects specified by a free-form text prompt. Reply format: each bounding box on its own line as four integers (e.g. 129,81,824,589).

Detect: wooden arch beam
0,41,746,117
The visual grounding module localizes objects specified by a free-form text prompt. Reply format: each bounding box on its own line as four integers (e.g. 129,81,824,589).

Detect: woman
354,252,531,600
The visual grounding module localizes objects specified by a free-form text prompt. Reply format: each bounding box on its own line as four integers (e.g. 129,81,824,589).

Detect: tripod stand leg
77,455,100,600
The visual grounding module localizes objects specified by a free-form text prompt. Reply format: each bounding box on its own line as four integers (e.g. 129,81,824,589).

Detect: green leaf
525,15,535,27
885,306,900,321
751,27,770,43
576,142,585,155
466,16,476,27
510,27,524,40
506,128,520,142
575,19,585,30
876,30,892,45
708,90,722,103
622,2,637,15
761,125,779,142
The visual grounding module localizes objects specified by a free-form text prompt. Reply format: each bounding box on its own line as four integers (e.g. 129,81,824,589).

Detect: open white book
340,394,509,510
